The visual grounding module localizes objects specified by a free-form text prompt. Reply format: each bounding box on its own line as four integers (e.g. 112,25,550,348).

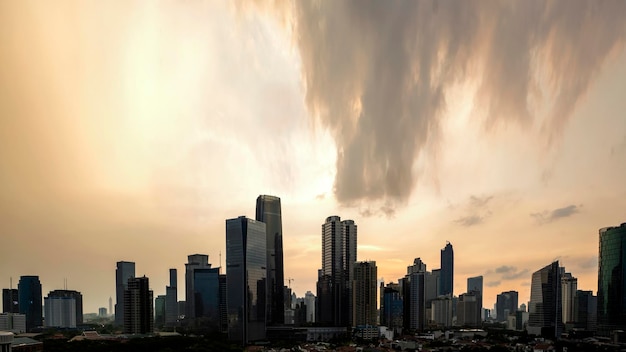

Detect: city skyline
1,1,626,316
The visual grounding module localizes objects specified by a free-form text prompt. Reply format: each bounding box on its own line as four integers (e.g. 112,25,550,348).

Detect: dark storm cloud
264,0,626,209
531,204,581,224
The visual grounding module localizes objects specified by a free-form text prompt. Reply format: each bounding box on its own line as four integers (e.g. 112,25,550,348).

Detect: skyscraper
115,261,135,326
17,276,42,331
185,254,211,319
165,269,177,325
124,276,153,334
226,216,267,344
527,261,562,338
467,275,483,322
597,223,626,335
255,195,285,326
43,290,83,328
496,290,518,323
155,295,166,328
440,242,454,297
352,261,377,327
561,271,577,325
405,258,427,331
2,289,18,314
317,216,357,327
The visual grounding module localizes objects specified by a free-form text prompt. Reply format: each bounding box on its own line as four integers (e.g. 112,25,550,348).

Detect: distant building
304,291,316,323
352,261,377,327
256,195,285,326
165,269,177,325
177,301,186,319
561,271,577,325
2,289,18,313
115,261,135,326
18,276,42,331
496,291,518,323
0,313,26,333
467,275,483,323
226,216,267,344
404,258,427,331
380,283,403,332
155,295,166,328
440,242,454,297
456,292,480,327
123,276,153,334
431,296,453,328
219,274,228,332
574,290,597,331
98,308,107,317
598,223,626,336
527,261,562,338
185,254,211,319
44,290,83,328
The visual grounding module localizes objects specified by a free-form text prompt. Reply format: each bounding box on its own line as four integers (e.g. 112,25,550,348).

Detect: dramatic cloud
531,204,581,224
262,1,626,210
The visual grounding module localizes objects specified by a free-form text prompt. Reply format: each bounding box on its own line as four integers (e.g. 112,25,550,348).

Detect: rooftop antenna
10,277,12,290
219,251,222,268
287,277,294,289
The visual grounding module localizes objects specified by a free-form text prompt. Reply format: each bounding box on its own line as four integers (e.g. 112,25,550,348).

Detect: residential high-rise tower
123,276,153,334
440,242,454,297
115,261,135,326
352,261,377,326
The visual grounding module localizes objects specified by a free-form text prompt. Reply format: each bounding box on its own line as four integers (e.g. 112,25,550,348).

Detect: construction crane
287,277,294,289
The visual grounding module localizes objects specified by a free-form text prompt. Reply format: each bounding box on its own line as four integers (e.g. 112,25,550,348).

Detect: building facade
0,313,26,333
226,216,267,344
456,292,480,327
598,223,626,336
44,290,83,328
2,289,18,314
256,195,285,326
440,242,454,297
527,261,562,338
165,268,177,325
561,272,577,325
18,276,42,331
496,291,519,323
115,261,135,326
123,276,154,334
155,295,166,328
352,261,377,327
467,275,483,323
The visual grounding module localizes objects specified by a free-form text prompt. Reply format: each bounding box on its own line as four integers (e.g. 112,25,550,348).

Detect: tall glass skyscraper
598,223,626,336
18,276,42,331
527,261,562,338
115,261,135,326
226,216,267,344
440,242,454,297
317,216,357,327
255,195,285,326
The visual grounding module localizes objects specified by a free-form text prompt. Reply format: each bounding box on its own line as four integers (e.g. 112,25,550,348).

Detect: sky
1,1,625,314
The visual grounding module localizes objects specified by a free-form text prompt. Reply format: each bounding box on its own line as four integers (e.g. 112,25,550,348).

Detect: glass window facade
598,223,626,335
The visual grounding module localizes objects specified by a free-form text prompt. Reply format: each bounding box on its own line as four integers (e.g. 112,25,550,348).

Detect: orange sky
1,1,626,314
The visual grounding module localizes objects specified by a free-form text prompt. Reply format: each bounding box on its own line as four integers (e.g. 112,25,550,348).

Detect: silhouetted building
115,261,135,326
0,313,26,333
405,258,427,331
598,223,626,336
165,268,177,325
431,296,453,328
155,295,166,328
124,276,153,334
527,261,562,338
440,242,454,297
457,292,480,327
381,283,403,331
256,195,285,325
574,290,597,331
99,308,107,317
316,216,357,327
304,291,316,323
219,274,228,332
352,261,377,326
467,275,483,323
2,289,18,314
496,291,518,323
226,216,267,344
192,266,221,329
185,254,211,319
18,276,42,331
44,290,83,328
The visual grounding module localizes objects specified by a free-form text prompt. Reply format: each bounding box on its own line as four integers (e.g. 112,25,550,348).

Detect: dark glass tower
255,195,285,326
226,216,267,344
496,290,518,322
115,261,135,326
440,242,454,297
598,223,626,336
527,261,562,338
2,289,18,313
18,276,42,331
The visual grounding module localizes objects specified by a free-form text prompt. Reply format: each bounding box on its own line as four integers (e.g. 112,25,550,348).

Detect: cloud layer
269,1,626,209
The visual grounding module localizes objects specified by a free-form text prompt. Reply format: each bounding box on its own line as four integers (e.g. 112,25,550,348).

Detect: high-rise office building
2,289,18,314
496,290,519,323
440,242,454,297
405,258,427,331
527,261,562,338
44,290,83,328
352,261,377,326
598,223,626,336
304,291,316,323
165,269,177,325
256,195,285,326
185,254,212,319
115,261,135,326
226,216,267,344
123,276,153,334
155,295,166,328
574,290,597,331
380,282,403,331
431,295,453,328
18,276,42,331
467,275,483,323
561,272,577,325
317,216,357,327
457,291,480,327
